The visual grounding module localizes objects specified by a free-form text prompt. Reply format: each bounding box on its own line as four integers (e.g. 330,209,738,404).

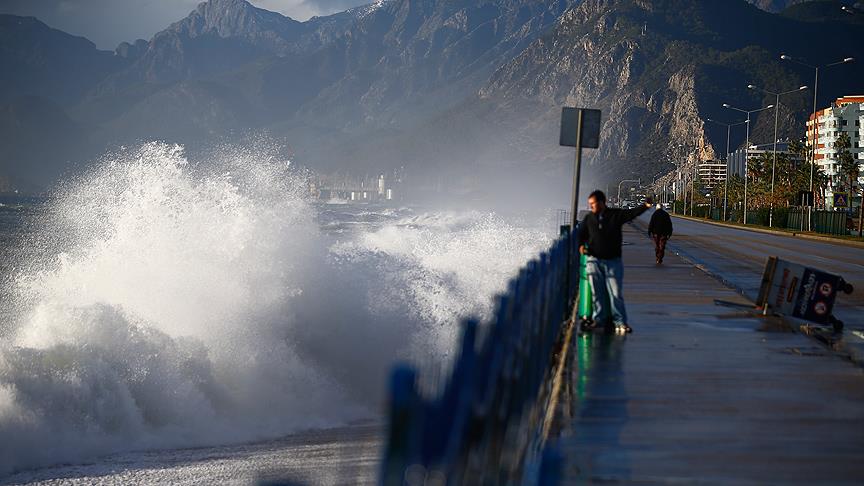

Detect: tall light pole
746,84,809,227
692,161,698,216
652,171,664,201
781,55,854,229
707,118,748,221
617,179,640,206
723,103,774,224
681,169,688,215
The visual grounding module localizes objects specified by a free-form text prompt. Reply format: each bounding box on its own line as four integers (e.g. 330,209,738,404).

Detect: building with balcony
697,161,727,190
807,95,864,207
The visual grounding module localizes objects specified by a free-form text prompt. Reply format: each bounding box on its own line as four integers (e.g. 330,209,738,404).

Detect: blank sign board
559,107,601,148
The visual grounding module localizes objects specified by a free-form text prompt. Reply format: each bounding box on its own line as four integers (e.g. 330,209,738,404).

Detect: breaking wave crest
0,142,552,475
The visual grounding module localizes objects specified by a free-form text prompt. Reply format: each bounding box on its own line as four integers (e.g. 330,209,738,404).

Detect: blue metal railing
380,228,579,485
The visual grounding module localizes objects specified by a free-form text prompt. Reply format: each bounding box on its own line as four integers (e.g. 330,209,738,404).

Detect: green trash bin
578,252,592,322
578,250,614,330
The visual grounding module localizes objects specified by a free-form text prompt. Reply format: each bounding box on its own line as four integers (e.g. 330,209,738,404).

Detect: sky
0,0,370,49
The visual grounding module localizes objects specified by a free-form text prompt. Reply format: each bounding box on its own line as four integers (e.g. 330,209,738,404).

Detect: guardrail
380,228,579,485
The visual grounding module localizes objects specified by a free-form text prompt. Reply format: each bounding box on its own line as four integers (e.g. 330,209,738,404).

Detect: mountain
466,0,864,179
0,14,127,190
780,0,864,21
0,96,89,191
0,15,125,106
1,0,863,197
748,0,810,11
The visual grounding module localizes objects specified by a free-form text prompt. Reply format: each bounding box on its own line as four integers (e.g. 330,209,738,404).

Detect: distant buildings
310,170,401,203
726,141,799,179
697,160,727,190
807,95,864,207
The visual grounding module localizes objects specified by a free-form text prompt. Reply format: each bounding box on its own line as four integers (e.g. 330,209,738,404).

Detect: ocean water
0,142,554,483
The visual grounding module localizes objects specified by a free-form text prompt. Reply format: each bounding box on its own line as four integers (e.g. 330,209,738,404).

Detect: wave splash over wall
0,142,552,475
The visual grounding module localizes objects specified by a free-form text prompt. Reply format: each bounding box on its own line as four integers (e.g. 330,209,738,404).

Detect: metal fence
786,209,849,236
703,207,851,236
380,229,579,486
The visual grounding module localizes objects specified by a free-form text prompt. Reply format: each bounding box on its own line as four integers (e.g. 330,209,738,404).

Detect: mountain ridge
1,0,862,197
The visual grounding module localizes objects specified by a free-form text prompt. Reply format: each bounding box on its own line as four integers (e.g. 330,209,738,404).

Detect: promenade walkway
558,221,864,484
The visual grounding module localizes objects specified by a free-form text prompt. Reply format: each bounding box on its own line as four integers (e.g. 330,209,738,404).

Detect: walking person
648,204,673,264
577,190,652,333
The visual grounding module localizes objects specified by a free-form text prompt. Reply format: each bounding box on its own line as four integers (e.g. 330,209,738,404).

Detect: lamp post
746,84,809,227
617,179,640,206
692,161,698,217
652,171,664,201
706,118,748,221
722,103,774,224
781,55,855,229
682,168,689,215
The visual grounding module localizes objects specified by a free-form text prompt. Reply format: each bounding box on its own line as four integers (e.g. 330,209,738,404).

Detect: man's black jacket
578,205,649,260
648,209,673,236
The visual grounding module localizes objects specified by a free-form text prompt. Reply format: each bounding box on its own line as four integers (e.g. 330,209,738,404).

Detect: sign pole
570,109,584,236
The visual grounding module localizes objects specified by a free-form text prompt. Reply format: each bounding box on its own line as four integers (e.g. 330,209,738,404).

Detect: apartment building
807,95,864,207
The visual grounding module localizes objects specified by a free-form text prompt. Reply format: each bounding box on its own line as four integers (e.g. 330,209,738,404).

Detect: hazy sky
0,0,370,49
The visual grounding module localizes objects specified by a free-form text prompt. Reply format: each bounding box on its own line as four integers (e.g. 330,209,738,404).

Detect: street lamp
707,118,748,221
651,171,664,202
691,159,698,217
746,84,808,227
617,179,640,206
722,102,774,225
781,54,855,229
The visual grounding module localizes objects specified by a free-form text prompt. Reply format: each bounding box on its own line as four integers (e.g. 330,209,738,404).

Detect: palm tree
836,132,859,207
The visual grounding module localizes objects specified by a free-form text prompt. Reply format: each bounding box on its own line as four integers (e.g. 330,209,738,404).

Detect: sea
0,142,555,485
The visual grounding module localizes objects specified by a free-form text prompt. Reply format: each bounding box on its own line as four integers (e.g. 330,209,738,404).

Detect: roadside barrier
787,209,848,236
380,228,580,485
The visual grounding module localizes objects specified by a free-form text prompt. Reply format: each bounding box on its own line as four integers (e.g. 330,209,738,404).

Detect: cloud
0,0,371,49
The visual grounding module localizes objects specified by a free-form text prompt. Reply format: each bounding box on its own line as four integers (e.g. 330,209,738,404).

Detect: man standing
648,204,673,264
578,190,652,333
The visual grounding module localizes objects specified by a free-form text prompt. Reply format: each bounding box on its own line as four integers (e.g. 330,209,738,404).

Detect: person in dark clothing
647,204,673,264
577,190,652,333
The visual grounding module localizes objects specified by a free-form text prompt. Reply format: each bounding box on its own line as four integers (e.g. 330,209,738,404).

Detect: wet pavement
664,215,864,326
663,215,864,365
558,220,864,484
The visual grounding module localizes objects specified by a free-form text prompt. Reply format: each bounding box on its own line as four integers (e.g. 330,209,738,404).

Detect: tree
836,133,859,196
788,138,810,165
726,173,745,221
749,152,774,209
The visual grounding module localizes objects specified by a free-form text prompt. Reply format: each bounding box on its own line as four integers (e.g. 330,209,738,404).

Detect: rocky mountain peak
172,0,301,40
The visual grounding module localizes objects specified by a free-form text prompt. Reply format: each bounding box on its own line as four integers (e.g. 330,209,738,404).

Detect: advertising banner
757,257,840,324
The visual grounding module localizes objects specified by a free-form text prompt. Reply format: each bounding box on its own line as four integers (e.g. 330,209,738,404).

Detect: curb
670,215,864,249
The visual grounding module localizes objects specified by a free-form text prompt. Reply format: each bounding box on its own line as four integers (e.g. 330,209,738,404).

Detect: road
655,215,863,329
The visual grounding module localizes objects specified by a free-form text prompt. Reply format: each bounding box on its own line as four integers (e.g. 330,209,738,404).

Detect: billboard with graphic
757,257,841,324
